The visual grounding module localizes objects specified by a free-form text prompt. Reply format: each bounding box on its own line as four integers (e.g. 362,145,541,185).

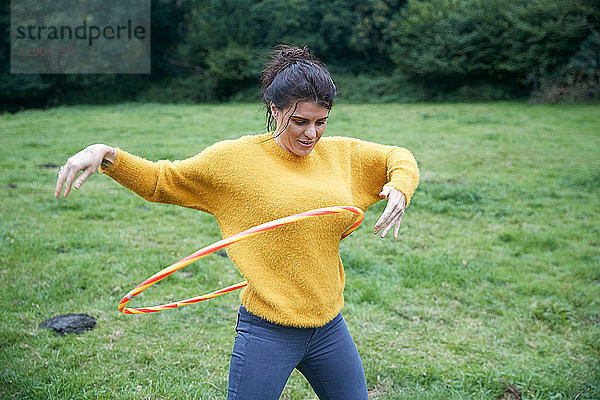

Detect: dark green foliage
334,72,431,102
388,0,599,100
1,0,598,108
499,0,596,80
531,29,600,103
0,0,187,110
0,2,50,110
204,45,263,100
388,0,511,84
140,75,216,103
174,0,406,99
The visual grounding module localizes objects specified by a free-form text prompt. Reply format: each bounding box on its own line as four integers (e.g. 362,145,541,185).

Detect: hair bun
276,44,315,64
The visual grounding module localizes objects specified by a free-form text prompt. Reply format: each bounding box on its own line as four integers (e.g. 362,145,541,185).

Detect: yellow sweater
100,132,419,327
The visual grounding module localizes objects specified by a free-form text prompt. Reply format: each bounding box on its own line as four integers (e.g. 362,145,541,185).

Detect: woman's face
271,100,330,156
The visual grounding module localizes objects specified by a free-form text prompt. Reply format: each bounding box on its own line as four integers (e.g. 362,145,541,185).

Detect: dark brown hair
260,45,337,135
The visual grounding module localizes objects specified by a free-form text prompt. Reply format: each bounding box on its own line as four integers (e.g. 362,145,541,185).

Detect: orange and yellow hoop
118,206,364,314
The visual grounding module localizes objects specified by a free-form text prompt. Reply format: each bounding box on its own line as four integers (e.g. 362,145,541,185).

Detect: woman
54,45,419,399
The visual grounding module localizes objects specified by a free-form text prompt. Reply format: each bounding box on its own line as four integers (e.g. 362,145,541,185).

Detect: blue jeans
227,305,368,400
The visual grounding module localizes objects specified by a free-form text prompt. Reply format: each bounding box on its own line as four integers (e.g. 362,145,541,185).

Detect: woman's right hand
54,144,116,198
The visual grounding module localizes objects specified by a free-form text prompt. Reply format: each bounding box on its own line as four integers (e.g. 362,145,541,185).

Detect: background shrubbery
1,0,598,110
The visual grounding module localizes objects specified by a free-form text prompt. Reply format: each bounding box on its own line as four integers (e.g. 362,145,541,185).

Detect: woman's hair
260,45,337,134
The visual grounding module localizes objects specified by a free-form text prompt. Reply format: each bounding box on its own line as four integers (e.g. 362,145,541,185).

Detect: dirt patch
368,378,387,399
39,313,96,335
502,383,522,400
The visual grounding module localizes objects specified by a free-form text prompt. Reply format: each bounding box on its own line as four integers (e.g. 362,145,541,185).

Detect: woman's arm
344,137,419,206
382,146,420,206
342,137,419,239
55,144,217,213
372,146,418,240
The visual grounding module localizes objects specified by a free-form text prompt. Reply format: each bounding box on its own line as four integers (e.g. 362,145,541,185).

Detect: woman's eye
292,119,326,126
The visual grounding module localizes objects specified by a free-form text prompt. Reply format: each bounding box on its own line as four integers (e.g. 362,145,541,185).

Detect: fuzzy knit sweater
100,131,419,327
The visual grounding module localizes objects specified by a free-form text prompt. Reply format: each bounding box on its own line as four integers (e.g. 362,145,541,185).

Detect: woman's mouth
298,139,313,147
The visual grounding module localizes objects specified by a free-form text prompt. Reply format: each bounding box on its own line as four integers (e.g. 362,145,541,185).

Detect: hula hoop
118,206,364,314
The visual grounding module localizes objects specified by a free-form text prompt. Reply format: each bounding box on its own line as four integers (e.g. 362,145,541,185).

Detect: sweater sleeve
346,137,419,208
99,147,217,214
383,146,420,205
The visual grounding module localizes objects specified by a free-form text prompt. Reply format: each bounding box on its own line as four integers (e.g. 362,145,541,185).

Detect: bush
333,72,429,103
387,0,599,101
334,72,524,103
139,75,215,103
204,45,263,101
530,30,600,103
387,0,513,87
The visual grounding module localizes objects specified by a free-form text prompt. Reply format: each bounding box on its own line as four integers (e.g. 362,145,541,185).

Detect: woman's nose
305,124,317,139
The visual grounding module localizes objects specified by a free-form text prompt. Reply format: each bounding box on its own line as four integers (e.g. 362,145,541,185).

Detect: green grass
1,102,599,399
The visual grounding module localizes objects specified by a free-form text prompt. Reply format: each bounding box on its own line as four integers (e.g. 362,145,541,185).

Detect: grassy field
1,102,598,399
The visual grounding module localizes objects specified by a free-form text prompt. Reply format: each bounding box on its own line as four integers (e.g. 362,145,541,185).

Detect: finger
379,185,392,199
374,201,404,233
55,166,66,198
380,207,404,238
388,196,406,235
74,167,95,190
62,165,80,198
373,203,395,233
394,209,404,239
380,218,395,238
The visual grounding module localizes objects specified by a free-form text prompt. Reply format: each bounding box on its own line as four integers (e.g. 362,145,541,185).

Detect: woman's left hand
373,185,406,239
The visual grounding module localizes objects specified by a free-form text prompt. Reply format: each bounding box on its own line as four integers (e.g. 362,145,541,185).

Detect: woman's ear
270,102,278,118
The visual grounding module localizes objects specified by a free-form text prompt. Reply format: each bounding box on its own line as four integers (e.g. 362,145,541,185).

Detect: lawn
0,102,598,399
